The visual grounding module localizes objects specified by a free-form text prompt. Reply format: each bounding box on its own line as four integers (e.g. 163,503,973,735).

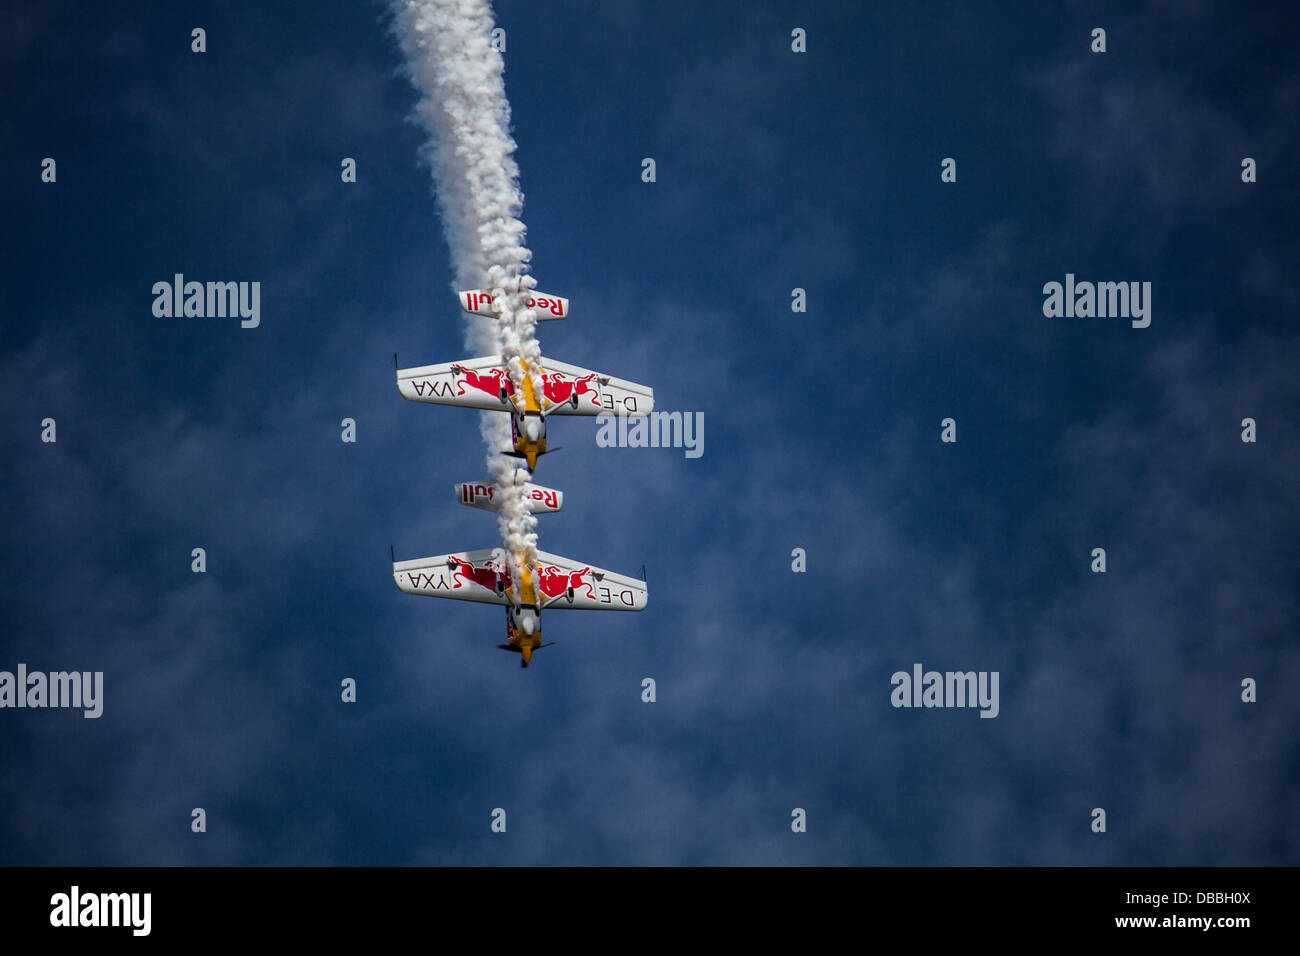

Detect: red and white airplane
396,289,654,471
394,533,648,667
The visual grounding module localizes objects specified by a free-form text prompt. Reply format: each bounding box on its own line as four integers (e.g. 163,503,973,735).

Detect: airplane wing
531,549,648,611
534,357,653,417
394,548,648,611
393,549,512,605
397,355,653,416
396,356,513,411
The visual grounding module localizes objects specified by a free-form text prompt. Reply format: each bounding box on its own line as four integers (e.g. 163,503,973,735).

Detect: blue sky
1,0,1297,864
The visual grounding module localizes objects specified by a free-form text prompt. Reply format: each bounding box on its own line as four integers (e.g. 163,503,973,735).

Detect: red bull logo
460,290,568,318
459,482,496,505
542,371,600,407
456,482,562,511
451,364,514,399
537,564,594,600
448,556,511,593
529,487,559,509
447,364,601,412
462,291,493,313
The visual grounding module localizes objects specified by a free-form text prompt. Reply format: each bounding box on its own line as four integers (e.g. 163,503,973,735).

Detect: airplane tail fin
455,480,563,514
496,640,557,668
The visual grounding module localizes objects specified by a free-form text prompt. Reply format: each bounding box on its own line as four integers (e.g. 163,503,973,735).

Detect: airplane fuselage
505,605,544,666
505,553,544,666
511,411,547,472
510,359,548,471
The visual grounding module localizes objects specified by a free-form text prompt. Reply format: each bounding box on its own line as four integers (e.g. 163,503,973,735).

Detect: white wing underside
393,548,647,611
397,355,653,416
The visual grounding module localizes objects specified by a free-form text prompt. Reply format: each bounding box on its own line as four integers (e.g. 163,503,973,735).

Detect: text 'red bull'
461,290,567,318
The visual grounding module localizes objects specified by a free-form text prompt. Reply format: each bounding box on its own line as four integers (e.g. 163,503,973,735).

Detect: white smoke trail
392,0,545,585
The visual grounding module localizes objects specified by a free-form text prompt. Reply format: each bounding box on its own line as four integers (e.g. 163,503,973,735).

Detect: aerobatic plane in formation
395,288,654,471
393,290,651,667
393,477,647,666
